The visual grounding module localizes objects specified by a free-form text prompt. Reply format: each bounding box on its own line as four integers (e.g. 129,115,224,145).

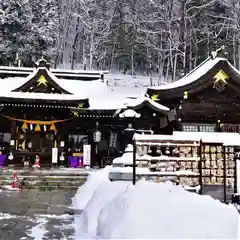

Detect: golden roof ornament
78,103,84,108
151,94,159,101
37,75,48,87
213,69,229,92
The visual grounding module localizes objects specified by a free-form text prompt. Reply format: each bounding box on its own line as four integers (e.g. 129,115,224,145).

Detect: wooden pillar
10,120,17,141
7,120,17,166
88,131,95,168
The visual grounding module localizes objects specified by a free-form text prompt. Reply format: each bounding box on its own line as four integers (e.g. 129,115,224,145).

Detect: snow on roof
134,131,240,146
0,91,87,101
126,96,170,112
0,73,147,109
149,57,225,90
0,66,168,110
119,109,141,118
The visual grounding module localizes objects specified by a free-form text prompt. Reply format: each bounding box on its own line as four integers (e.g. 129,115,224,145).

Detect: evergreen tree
0,0,32,65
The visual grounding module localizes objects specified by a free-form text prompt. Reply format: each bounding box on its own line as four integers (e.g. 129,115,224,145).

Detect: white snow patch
73,166,240,239
28,218,48,240
35,214,72,219
134,131,240,146
0,213,15,220
1,185,20,191
109,166,150,174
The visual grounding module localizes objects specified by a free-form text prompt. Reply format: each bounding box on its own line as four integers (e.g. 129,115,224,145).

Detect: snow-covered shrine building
0,58,169,167
147,51,240,133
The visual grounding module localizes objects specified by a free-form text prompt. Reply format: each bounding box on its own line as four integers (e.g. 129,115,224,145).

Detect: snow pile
97,181,239,239
72,165,111,210
73,167,240,239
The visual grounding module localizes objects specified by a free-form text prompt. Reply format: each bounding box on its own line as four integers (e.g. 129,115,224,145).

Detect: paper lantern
183,91,188,99
22,122,28,130
49,123,56,131
34,124,41,132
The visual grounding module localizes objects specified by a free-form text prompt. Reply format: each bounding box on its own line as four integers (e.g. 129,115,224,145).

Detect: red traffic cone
12,171,19,189
33,155,40,168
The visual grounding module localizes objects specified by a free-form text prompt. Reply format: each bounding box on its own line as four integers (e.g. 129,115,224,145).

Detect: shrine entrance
31,132,55,153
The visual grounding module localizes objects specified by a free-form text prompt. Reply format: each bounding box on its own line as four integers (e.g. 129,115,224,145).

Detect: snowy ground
72,166,240,239
0,190,76,240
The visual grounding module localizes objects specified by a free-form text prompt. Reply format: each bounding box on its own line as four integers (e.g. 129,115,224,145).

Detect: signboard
221,124,240,133
109,132,118,148
52,148,58,164
234,152,240,194
83,145,91,166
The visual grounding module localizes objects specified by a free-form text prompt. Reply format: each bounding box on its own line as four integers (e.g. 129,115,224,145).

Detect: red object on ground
12,171,18,189
78,157,83,167
34,155,40,168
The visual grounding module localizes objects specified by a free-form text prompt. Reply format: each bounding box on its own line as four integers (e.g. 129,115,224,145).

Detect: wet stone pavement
0,189,77,240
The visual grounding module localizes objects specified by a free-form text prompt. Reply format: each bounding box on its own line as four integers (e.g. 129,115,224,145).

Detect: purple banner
0,154,6,166
68,156,83,168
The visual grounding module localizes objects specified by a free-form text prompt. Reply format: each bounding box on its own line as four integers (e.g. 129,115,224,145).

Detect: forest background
0,0,238,82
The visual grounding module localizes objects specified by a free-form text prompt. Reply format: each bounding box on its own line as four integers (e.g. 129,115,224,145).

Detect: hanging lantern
30,124,33,131
43,125,47,131
8,152,13,160
22,122,28,130
34,124,41,132
183,91,188,99
60,152,65,161
49,123,56,131
93,130,101,142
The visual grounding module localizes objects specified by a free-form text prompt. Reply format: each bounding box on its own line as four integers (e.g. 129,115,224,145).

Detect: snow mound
72,165,111,210
97,181,239,239
73,167,240,239
75,181,130,238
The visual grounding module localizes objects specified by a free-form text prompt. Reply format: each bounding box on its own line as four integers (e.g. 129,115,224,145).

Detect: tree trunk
89,27,94,70
173,53,177,81
131,46,134,75
233,35,236,66
238,38,240,70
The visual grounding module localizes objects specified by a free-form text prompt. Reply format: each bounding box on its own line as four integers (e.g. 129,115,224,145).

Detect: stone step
0,167,89,190
0,175,87,179
0,179,85,186
22,185,80,190
0,185,80,191
0,172,89,177
0,168,89,177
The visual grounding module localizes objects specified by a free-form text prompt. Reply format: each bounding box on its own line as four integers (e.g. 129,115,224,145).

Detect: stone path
0,189,77,240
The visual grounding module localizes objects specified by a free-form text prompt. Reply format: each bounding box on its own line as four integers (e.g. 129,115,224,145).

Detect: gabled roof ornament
213,69,229,92
35,56,50,69
210,45,226,60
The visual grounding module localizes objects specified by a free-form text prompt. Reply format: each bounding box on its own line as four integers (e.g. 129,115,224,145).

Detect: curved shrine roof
147,57,240,99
